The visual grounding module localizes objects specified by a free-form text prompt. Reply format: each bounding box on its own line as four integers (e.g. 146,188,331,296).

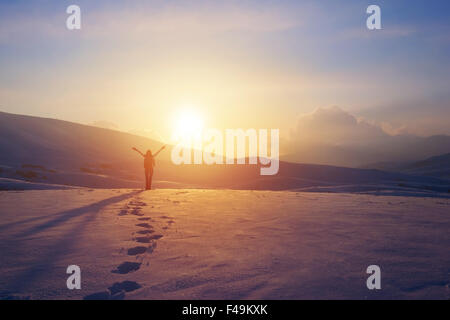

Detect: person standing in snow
132,146,166,190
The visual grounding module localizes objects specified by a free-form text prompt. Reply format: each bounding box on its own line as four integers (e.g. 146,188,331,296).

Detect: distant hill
362,153,450,179
0,111,449,196
401,153,450,178
365,153,450,179
282,135,450,168
283,106,450,167
0,111,167,168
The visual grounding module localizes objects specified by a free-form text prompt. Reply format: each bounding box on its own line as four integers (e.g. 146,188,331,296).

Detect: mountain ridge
0,111,449,196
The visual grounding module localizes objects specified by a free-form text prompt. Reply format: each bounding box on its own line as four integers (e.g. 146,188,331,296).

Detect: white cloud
290,106,388,147
284,106,450,166
338,25,416,41
0,2,305,45
90,121,119,131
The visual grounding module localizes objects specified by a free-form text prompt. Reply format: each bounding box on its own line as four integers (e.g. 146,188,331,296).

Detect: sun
171,108,204,143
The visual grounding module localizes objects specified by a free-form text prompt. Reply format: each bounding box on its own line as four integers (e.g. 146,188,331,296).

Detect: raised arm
132,147,145,157
153,145,166,157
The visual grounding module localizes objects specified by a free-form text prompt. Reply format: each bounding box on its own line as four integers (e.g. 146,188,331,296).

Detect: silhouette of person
132,146,166,190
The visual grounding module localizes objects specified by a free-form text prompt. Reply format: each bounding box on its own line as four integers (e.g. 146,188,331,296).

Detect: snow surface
0,178,76,191
0,189,449,300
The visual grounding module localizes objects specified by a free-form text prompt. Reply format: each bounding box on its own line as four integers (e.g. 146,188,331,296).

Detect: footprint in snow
112,261,141,274
127,246,147,255
136,223,152,229
134,234,163,243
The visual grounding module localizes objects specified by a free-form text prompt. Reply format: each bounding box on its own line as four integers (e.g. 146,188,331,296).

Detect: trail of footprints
84,197,175,300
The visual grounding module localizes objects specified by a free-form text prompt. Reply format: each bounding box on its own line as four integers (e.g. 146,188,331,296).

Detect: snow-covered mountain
1,111,449,196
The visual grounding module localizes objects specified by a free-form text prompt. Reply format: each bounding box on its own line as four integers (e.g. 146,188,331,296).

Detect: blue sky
0,0,449,137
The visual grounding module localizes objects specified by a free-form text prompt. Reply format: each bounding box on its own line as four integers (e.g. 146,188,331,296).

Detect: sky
0,0,449,141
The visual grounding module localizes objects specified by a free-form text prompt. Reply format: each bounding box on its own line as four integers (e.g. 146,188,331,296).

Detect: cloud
128,129,164,142
0,1,305,45
90,121,119,131
379,122,410,136
338,25,416,41
285,106,450,167
289,106,388,147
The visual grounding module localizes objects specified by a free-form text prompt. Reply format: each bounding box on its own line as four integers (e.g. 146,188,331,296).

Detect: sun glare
172,108,204,143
